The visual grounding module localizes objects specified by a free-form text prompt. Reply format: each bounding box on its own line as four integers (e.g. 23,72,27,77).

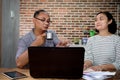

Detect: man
16,9,68,68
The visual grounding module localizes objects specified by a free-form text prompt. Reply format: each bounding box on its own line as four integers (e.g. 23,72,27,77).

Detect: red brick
20,0,119,40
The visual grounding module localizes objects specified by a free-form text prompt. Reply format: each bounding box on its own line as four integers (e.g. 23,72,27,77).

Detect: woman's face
33,12,51,31
95,13,111,32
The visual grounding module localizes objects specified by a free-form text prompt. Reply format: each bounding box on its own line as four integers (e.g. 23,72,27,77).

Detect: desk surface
0,68,82,80
0,68,63,80
0,68,120,80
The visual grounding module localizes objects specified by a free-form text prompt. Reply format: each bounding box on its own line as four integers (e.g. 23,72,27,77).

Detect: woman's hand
84,60,93,70
88,65,103,71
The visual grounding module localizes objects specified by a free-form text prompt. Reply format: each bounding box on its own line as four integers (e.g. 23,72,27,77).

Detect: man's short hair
33,9,47,18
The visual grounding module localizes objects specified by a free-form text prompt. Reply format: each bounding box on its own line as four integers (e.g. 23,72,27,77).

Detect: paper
83,70,116,80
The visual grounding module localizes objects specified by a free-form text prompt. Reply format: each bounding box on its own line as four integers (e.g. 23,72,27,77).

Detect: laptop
28,47,85,79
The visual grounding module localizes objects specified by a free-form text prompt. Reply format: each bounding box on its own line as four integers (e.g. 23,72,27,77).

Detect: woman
84,11,120,71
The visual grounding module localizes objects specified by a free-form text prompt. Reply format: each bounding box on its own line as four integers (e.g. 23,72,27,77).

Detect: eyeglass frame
35,17,52,24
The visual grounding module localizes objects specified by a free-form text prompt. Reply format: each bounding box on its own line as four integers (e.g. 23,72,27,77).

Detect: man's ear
33,18,36,23
108,19,112,24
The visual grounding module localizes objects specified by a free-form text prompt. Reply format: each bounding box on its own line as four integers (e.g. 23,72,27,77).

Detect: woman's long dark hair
95,11,117,34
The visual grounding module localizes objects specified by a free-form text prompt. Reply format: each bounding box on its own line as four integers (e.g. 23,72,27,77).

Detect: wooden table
0,68,81,80
0,68,120,80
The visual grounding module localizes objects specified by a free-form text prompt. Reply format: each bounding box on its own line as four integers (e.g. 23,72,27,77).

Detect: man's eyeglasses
35,17,52,24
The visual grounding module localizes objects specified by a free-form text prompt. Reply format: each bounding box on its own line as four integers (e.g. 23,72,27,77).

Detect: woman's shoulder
89,34,120,39
108,34,120,41
111,34,120,42
112,34,120,38
88,35,99,40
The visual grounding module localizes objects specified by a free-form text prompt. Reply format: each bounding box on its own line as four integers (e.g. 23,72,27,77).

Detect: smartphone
2,71,27,79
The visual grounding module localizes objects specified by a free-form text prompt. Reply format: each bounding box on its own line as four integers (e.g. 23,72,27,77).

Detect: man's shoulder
47,29,55,32
47,30,56,34
20,31,33,40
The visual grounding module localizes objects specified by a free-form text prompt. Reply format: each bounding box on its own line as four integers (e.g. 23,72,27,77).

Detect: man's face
33,12,51,31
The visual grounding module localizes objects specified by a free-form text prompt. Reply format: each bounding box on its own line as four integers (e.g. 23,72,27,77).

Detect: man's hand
56,40,70,47
31,33,46,46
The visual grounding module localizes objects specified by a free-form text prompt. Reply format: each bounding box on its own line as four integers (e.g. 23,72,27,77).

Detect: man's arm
16,33,46,68
16,50,28,68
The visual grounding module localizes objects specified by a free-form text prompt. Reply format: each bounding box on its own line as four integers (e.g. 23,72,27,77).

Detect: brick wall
20,0,120,41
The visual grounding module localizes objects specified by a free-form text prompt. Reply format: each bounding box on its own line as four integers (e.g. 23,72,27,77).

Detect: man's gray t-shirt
16,29,60,60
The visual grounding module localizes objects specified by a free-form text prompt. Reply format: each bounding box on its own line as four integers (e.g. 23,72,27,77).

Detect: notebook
28,47,85,79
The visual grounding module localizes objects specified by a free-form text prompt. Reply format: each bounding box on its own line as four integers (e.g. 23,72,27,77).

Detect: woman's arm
88,64,116,71
84,38,94,70
84,60,93,70
16,33,46,68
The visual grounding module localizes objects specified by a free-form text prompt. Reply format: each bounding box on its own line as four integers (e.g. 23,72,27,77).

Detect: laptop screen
28,47,85,79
